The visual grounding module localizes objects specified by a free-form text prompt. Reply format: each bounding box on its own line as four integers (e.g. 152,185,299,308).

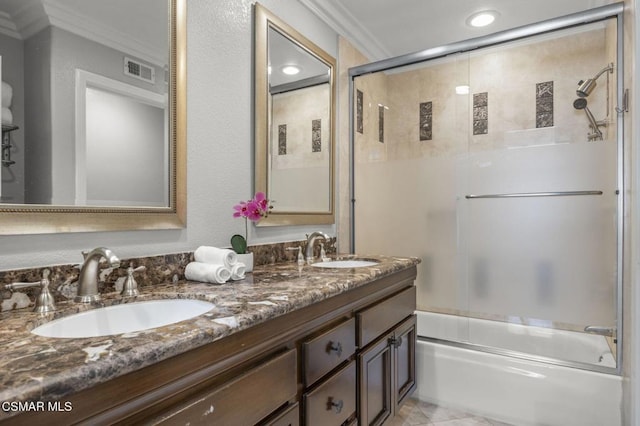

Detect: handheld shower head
573,98,603,141
572,98,588,110
576,63,614,97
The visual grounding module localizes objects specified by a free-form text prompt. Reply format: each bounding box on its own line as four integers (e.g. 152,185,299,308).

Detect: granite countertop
0,254,419,407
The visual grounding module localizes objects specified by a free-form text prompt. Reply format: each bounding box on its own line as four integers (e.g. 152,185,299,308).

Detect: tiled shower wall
270,84,331,211
355,25,616,163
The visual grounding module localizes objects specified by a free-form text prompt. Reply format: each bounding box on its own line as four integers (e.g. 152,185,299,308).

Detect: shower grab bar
465,190,603,199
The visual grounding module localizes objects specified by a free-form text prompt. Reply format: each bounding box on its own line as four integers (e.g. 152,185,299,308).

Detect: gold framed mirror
0,0,186,234
254,3,335,226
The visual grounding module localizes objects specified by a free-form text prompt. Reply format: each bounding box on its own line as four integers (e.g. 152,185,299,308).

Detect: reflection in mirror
0,0,186,234
255,3,335,226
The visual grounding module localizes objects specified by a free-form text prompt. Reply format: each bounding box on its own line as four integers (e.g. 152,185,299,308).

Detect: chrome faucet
305,232,329,264
584,325,617,338
75,247,121,303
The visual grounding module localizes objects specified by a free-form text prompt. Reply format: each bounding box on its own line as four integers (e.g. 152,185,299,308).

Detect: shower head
576,63,614,97
576,79,597,98
573,98,603,141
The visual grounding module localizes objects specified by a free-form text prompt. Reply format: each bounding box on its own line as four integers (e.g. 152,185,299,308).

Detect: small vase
236,252,254,273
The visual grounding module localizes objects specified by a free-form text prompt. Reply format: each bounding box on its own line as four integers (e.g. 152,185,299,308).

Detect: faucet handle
121,264,145,297
131,265,146,274
6,269,56,313
286,246,305,266
6,268,50,290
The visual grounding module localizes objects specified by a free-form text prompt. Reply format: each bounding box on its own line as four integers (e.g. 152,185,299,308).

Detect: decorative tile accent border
356,89,363,134
0,239,337,313
536,81,554,128
312,119,321,152
378,105,385,143
278,124,287,155
473,92,488,135
419,101,433,141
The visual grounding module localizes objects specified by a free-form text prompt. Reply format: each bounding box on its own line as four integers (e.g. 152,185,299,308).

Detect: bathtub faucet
584,325,616,338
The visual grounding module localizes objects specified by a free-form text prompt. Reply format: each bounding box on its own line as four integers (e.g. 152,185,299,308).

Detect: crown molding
0,11,21,39
299,0,390,61
0,0,165,67
0,0,48,40
41,0,165,66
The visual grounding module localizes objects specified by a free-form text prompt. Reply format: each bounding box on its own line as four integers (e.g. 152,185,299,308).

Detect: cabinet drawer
357,286,416,348
304,361,356,426
262,402,299,426
303,318,356,386
155,349,297,425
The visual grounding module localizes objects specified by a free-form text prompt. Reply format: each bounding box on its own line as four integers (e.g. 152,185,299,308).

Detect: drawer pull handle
327,397,344,413
327,341,343,357
389,336,403,348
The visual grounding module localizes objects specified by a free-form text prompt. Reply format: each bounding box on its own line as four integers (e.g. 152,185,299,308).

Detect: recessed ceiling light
467,10,499,28
281,65,301,75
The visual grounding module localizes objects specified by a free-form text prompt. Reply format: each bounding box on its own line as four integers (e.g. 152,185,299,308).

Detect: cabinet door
358,335,392,426
392,315,416,411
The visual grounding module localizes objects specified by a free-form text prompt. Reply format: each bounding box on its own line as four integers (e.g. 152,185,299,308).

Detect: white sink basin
311,260,379,268
32,299,215,338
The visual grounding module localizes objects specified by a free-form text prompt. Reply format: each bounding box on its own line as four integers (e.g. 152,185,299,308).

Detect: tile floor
389,397,514,426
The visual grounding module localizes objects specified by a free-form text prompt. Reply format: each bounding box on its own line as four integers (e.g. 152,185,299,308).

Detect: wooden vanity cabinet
358,315,417,426
356,286,417,426
3,266,417,426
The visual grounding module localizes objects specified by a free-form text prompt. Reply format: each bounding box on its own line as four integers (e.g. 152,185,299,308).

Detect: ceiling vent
124,57,155,84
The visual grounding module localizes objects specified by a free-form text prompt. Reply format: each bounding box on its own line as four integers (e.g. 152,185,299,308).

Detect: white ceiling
300,0,616,61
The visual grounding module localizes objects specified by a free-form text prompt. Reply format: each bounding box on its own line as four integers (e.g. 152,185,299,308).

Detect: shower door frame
348,2,625,375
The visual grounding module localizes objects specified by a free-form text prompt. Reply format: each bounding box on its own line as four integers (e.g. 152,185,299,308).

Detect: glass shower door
460,143,618,367
353,17,620,371
457,19,619,369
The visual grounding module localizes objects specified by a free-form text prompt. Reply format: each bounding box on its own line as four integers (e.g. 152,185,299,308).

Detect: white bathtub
415,311,622,426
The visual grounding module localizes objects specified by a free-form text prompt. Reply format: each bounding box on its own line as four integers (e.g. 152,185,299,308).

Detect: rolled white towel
185,262,231,284
1,107,12,125
2,82,12,108
194,246,238,268
230,262,246,281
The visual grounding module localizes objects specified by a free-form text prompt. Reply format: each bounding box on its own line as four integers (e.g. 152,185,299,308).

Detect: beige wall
336,36,370,251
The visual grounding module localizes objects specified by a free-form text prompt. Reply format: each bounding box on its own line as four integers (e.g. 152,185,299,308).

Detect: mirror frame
0,0,187,235
254,3,336,226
